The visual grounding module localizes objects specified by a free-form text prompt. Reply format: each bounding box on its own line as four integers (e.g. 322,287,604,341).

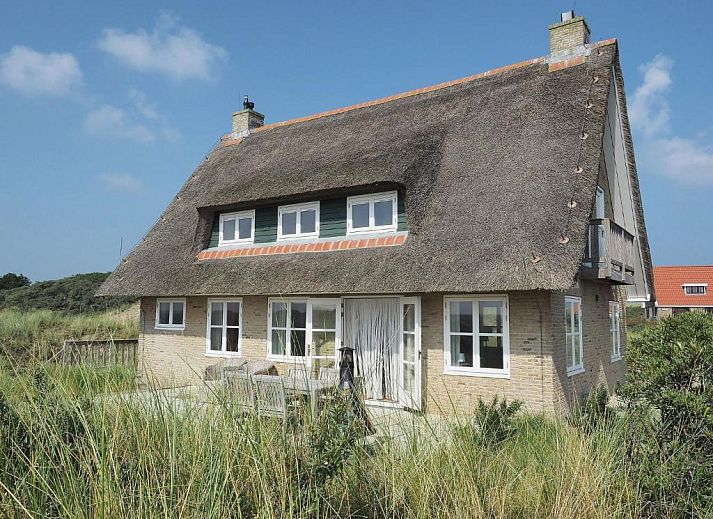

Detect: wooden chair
252,375,289,422
287,366,311,381
223,372,255,413
318,367,340,385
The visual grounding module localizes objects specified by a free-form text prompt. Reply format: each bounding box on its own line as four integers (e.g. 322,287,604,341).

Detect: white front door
399,297,422,411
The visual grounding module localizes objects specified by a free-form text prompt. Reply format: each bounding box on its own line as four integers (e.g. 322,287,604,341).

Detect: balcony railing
581,218,635,285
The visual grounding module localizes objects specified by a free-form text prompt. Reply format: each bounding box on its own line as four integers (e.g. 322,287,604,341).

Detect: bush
620,312,713,517
457,396,524,446
572,384,616,433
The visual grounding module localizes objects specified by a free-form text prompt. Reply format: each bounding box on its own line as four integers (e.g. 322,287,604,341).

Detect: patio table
282,376,339,416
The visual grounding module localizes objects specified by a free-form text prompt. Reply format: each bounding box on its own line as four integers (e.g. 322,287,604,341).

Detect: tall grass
0,365,641,518
0,307,138,364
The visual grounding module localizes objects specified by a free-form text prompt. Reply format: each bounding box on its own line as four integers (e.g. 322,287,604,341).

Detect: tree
0,273,30,291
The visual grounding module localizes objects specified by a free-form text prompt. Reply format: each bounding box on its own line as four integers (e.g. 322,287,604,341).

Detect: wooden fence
58,339,138,367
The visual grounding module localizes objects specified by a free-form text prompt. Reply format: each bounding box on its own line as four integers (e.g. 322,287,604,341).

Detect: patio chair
318,367,339,385
252,374,291,423
223,371,255,413
287,366,310,381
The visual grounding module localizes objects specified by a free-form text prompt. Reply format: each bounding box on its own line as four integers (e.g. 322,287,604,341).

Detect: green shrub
620,312,713,517
456,396,524,446
572,384,616,433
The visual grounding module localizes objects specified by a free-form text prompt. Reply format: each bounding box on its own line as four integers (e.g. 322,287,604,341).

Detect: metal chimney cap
561,10,575,22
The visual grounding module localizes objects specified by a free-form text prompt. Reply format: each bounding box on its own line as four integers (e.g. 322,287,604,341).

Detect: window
683,284,707,295
219,210,255,245
346,191,398,234
565,297,584,375
444,296,509,377
206,299,242,355
609,302,621,361
267,298,340,371
155,299,186,330
277,202,319,240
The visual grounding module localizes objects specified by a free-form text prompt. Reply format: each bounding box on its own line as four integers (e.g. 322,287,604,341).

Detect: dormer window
219,210,255,246
278,202,319,240
683,284,707,295
347,191,397,235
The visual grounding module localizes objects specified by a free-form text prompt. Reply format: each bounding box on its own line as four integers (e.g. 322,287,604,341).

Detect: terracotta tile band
197,234,407,261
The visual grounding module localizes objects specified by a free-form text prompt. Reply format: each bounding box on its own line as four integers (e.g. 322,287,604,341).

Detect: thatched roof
99,40,646,297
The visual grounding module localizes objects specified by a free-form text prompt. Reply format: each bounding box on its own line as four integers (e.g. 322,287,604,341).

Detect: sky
0,0,712,281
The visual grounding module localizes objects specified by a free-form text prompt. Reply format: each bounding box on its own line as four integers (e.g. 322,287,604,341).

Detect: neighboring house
98,12,655,414
654,266,713,317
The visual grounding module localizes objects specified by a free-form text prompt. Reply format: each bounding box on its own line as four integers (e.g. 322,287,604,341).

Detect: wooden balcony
581,218,635,285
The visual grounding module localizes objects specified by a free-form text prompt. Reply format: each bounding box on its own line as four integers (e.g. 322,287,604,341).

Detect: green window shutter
319,198,347,238
255,206,278,243
208,216,220,248
397,192,407,231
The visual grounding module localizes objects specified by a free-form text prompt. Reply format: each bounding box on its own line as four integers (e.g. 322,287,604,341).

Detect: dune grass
0,364,641,518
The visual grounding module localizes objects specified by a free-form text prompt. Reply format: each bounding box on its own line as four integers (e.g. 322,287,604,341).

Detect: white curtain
343,298,401,401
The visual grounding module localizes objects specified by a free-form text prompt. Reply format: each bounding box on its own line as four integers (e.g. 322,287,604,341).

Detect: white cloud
99,173,143,193
83,90,181,143
83,104,156,142
631,55,713,186
0,45,82,96
97,11,227,81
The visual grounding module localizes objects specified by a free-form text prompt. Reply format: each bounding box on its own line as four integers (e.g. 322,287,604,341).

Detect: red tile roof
653,266,713,307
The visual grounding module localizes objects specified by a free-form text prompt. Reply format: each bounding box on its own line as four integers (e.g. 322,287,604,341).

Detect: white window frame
205,298,243,357
277,201,320,240
218,210,255,246
346,191,398,235
609,301,622,362
682,283,707,295
266,298,341,365
155,298,186,330
565,296,584,376
443,295,510,378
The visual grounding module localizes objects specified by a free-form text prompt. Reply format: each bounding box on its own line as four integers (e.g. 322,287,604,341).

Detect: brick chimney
232,95,264,138
549,11,591,59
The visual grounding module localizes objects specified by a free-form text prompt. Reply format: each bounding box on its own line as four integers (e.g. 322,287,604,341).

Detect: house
98,12,655,414
653,266,713,317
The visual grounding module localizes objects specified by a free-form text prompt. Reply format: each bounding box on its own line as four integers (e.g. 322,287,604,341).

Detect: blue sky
1,1,711,281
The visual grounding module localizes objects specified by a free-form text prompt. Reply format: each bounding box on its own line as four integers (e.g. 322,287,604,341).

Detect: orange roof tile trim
653,266,713,307
217,38,617,143
197,234,407,261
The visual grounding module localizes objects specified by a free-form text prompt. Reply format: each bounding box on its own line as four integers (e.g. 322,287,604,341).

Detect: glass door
399,297,421,410
307,299,341,378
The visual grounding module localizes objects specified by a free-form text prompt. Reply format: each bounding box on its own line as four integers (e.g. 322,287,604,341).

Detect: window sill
567,366,585,377
204,351,242,358
266,355,308,364
443,368,510,379
154,325,185,331
610,355,623,363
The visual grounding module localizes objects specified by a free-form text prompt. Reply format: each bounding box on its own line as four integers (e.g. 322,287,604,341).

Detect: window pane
238,217,252,240
480,336,503,369
226,302,240,326
403,364,415,393
312,305,336,330
272,302,287,328
479,301,502,334
271,329,286,355
566,338,573,368
281,211,297,235
351,202,369,228
573,302,581,330
313,331,336,357
172,302,184,325
573,334,582,366
403,333,416,362
226,328,240,352
374,199,393,227
450,335,473,367
403,304,415,332
158,302,171,324
210,327,222,351
565,302,574,334
211,302,223,326
291,330,306,356
449,301,473,333
291,302,307,329
223,219,235,241
301,209,316,234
